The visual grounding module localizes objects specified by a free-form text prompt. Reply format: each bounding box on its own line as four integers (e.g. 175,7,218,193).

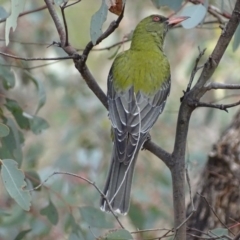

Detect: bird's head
143,15,188,36
131,15,188,51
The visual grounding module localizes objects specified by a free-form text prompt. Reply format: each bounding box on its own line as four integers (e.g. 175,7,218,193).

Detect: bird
100,14,188,215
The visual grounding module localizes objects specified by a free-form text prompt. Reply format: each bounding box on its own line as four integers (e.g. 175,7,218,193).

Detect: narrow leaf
0,159,31,211
210,228,228,237
90,0,108,45
14,229,31,240
233,24,240,51
24,71,46,114
151,0,183,11
25,171,41,191
29,116,49,135
5,0,26,45
5,98,30,130
104,229,133,240
1,118,23,165
0,66,15,89
0,123,10,137
54,0,68,5
40,199,59,225
0,6,9,20
180,4,207,29
79,206,114,228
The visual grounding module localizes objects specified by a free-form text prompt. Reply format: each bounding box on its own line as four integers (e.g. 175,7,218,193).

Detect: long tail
100,142,143,215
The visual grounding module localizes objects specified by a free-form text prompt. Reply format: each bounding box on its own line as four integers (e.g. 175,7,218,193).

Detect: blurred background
0,0,239,239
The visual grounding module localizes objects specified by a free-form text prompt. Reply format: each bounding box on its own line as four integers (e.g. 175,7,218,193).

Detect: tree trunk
187,110,240,239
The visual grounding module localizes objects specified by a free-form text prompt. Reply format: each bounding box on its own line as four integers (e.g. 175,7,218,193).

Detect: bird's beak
166,16,189,27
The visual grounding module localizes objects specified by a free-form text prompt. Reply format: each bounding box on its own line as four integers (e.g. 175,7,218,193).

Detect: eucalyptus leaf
24,71,46,114
0,66,15,89
1,118,23,165
180,4,207,29
210,228,229,237
54,0,68,5
5,99,30,130
151,0,183,11
0,123,9,137
5,0,26,45
79,206,113,228
14,229,31,240
233,24,240,51
29,116,49,135
1,159,31,211
25,170,41,191
40,199,59,225
0,6,9,20
104,229,133,240
90,0,108,45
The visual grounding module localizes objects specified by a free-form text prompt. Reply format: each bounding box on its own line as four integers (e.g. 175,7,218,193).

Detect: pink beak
167,16,189,26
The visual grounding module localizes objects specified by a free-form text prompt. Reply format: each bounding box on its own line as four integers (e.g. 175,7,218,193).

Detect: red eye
153,16,161,22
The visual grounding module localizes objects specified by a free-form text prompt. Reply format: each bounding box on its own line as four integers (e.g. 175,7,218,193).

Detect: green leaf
151,0,183,10
24,71,46,114
0,123,9,137
0,159,31,211
180,4,207,29
90,0,108,45
0,209,11,216
233,24,240,51
5,98,30,130
40,199,59,225
65,214,84,240
128,203,145,230
54,0,68,5
210,228,229,238
0,66,15,89
79,206,114,228
104,229,133,240
14,229,31,240
29,116,49,135
108,46,121,60
5,0,26,45
1,118,23,165
25,170,41,191
0,6,9,20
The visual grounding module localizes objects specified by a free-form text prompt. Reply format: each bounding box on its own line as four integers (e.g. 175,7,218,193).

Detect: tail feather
100,140,144,214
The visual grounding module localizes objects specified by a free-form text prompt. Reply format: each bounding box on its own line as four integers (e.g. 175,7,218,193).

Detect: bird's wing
108,68,171,164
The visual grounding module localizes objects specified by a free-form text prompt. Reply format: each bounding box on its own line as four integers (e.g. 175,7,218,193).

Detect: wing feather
108,69,171,165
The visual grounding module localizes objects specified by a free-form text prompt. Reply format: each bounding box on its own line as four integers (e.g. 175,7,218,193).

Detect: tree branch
205,82,240,90
0,51,76,61
171,1,240,239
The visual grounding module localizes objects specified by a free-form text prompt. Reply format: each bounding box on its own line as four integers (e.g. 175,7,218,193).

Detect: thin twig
197,193,235,235
31,171,125,229
0,60,62,70
60,3,69,46
188,99,240,112
205,82,240,90
233,231,240,240
44,0,67,47
186,165,195,212
187,47,206,93
0,51,77,61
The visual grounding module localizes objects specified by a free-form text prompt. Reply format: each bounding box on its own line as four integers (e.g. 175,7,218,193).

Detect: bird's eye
153,16,161,22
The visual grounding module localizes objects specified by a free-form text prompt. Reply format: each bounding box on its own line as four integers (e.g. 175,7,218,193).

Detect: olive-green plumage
101,14,185,214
